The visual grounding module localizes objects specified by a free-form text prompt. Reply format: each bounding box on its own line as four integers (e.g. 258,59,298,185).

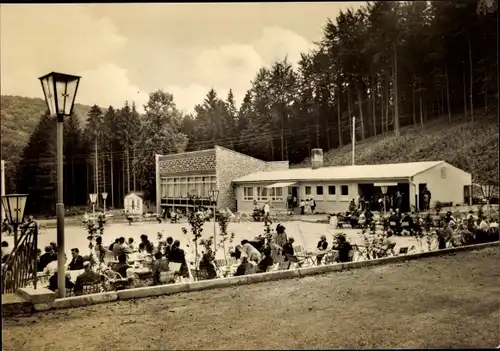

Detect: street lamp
208,189,219,254
101,192,108,214
39,71,80,299
1,194,28,247
89,193,97,223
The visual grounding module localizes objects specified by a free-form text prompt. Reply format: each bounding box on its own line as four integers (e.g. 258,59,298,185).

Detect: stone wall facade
158,149,216,176
216,146,269,211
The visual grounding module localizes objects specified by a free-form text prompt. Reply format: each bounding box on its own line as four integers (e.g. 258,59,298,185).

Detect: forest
5,0,498,214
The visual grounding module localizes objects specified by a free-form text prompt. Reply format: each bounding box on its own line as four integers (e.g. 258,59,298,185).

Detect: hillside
1,95,95,191
297,115,499,184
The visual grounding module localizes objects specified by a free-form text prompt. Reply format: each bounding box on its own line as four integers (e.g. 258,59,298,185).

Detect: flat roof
232,161,445,183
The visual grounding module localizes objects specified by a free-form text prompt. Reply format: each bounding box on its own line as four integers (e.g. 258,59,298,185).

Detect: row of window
305,185,349,196
243,187,284,202
160,176,217,198
242,185,349,202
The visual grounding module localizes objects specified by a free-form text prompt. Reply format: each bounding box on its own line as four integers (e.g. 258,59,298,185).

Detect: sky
0,3,361,114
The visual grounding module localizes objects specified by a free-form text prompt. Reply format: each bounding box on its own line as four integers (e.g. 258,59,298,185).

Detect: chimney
311,148,324,169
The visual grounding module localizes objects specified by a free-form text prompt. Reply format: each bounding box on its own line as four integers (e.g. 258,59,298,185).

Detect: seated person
257,248,274,273
239,240,262,264
113,254,131,278
377,232,396,257
113,237,133,257
331,234,353,262
234,256,253,276
273,224,288,248
152,251,170,284
316,235,329,265
68,248,84,271
48,270,75,292
388,211,401,234
198,251,217,280
169,240,189,277
94,236,109,263
73,261,102,295
140,234,155,254
444,211,455,225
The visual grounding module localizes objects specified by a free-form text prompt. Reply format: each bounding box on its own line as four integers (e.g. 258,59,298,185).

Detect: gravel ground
3,247,499,350
3,220,421,262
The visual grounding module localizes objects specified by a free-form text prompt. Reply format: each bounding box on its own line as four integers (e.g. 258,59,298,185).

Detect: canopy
265,182,297,189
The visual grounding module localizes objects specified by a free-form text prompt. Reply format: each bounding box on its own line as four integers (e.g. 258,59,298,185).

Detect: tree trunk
462,66,468,118
380,77,385,134
424,95,428,122
412,80,416,126
102,156,106,194
440,88,444,117
133,147,136,191
356,85,365,140
445,64,452,123
126,147,131,193
419,82,424,127
348,84,352,141
94,138,99,199
110,146,114,209
270,139,274,160
337,87,343,147
122,153,126,197
86,161,90,203
393,44,400,136
385,73,390,133
468,36,474,122
372,76,377,136
484,68,488,111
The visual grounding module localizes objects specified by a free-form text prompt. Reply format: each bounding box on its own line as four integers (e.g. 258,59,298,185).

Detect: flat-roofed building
155,146,288,213
232,152,472,214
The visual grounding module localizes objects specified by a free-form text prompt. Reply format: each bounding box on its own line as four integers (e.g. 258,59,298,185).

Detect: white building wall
413,162,472,207
235,181,359,214
124,194,144,215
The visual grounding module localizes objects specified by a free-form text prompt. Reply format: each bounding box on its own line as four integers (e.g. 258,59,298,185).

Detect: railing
1,225,38,294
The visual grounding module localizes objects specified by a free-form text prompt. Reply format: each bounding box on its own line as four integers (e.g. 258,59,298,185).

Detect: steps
1,293,33,317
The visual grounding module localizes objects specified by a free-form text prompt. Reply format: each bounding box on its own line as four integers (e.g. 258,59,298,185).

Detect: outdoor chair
293,245,316,267
278,261,291,270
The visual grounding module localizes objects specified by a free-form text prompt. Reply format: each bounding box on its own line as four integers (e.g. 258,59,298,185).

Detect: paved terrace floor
3,247,499,350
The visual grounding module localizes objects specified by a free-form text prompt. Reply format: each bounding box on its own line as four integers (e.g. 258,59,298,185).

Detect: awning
265,182,297,189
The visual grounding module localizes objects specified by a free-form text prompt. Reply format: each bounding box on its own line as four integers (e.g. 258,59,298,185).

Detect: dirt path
3,247,499,350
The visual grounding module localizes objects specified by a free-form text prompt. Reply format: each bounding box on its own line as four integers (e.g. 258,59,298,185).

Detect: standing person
263,201,271,223
423,187,431,211
273,224,288,249
311,198,316,214
299,199,305,215
305,199,311,215
394,191,403,213
287,194,293,211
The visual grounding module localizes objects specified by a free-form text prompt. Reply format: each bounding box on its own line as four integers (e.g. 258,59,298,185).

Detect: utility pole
133,147,136,191
94,138,99,201
110,147,114,209
352,117,356,166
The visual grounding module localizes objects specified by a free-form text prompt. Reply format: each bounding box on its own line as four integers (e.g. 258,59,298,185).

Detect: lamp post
101,192,108,215
89,193,97,224
1,194,28,247
39,72,80,299
208,190,219,254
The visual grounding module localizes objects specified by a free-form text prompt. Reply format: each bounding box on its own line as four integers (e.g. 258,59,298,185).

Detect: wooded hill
2,0,497,215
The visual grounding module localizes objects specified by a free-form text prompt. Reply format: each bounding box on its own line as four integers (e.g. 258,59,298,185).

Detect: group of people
285,194,317,215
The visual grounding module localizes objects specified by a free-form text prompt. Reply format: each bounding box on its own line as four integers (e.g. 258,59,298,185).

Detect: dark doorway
418,183,427,211
358,183,379,211
396,183,410,213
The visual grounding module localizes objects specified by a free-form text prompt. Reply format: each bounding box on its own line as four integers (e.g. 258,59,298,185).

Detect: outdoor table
68,269,84,282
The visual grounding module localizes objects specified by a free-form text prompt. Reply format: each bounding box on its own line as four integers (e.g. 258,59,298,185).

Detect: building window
441,167,447,179
328,185,336,195
243,187,254,201
131,200,135,210
257,187,268,201
270,187,284,202
305,186,311,195
341,185,349,196
316,186,323,195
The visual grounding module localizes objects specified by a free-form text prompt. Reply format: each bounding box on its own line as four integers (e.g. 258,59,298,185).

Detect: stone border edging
32,241,498,312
